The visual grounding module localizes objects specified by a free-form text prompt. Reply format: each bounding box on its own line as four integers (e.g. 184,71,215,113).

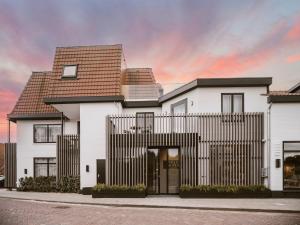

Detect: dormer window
62,65,77,78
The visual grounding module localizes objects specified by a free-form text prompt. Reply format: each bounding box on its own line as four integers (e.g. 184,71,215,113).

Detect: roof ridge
56,44,122,49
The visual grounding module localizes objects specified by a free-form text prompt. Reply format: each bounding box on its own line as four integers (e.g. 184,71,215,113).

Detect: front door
147,148,180,194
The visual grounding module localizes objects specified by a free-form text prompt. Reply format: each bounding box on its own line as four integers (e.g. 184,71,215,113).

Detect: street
0,198,300,225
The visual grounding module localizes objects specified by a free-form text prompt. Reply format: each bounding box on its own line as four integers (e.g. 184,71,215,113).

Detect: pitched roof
122,68,156,85
8,72,60,121
46,44,123,99
268,90,300,103
288,82,300,93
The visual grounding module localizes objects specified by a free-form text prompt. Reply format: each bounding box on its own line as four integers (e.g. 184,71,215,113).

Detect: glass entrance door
147,147,179,194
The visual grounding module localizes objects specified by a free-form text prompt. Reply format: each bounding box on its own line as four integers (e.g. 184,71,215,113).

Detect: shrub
17,176,80,193
57,176,80,193
180,185,270,193
18,176,56,192
92,183,146,193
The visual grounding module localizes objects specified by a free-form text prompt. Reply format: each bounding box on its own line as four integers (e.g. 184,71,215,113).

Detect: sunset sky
1,0,300,142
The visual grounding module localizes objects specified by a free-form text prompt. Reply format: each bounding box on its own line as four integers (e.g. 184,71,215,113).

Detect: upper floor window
136,112,154,134
62,65,77,78
221,93,244,113
171,98,187,115
34,124,61,143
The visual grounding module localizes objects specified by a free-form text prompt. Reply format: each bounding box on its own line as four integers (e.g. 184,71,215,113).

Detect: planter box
180,191,272,198
92,192,146,198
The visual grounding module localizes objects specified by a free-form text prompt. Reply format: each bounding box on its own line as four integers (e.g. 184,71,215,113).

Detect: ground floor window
283,142,300,190
34,158,56,177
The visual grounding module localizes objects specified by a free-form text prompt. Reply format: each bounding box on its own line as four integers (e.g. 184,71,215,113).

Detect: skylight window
62,65,77,78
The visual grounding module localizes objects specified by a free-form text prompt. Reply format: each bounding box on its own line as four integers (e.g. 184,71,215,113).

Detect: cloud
286,54,300,63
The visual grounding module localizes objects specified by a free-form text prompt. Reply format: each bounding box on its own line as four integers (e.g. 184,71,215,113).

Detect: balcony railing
121,84,163,100
106,113,264,187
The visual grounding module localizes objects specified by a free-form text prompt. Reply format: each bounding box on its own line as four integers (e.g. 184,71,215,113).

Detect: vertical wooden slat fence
57,135,80,181
4,143,17,188
107,113,264,187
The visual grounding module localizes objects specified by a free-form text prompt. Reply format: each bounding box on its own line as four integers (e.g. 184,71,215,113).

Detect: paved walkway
0,189,299,213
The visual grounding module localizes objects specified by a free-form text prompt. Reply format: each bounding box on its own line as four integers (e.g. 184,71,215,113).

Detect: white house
4,44,300,196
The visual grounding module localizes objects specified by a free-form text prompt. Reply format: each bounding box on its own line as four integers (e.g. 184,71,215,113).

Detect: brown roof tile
268,91,300,96
47,44,123,98
122,68,156,85
9,72,59,117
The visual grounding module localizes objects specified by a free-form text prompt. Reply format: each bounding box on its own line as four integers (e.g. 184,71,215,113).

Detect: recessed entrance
147,147,180,194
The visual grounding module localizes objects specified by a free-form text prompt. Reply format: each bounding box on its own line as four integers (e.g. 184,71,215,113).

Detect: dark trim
8,113,64,123
44,95,124,104
61,64,78,79
268,95,300,103
33,124,61,143
160,77,272,103
170,98,188,114
123,101,161,108
282,141,300,191
221,93,244,113
33,157,56,178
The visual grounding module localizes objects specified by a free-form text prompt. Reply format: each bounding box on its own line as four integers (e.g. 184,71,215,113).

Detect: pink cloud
286,19,300,42
286,54,300,63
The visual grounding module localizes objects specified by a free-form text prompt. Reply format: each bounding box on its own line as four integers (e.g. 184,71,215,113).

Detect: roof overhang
268,95,300,103
44,95,124,104
8,113,64,123
159,77,272,103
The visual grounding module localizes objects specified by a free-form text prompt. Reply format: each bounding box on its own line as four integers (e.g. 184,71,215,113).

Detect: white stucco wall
80,102,122,188
161,87,268,113
269,103,300,191
16,120,77,184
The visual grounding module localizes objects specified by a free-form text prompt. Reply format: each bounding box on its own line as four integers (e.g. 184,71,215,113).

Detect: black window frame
283,141,300,190
61,64,78,79
221,93,244,113
33,157,56,178
33,124,61,143
135,112,155,134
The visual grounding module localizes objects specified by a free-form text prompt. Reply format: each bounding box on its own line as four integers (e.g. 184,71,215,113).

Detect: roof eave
43,95,125,104
268,95,300,103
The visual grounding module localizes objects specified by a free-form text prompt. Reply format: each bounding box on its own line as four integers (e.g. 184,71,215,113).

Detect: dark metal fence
4,143,17,188
106,113,264,186
57,135,80,181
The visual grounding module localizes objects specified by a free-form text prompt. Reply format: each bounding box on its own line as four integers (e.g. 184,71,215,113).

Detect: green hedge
17,176,80,193
180,185,270,193
92,183,146,193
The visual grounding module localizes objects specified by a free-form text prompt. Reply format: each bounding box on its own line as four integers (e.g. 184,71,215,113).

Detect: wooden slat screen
57,135,80,181
4,143,17,188
107,113,264,186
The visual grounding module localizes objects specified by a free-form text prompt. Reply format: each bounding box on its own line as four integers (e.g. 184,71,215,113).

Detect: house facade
4,44,300,196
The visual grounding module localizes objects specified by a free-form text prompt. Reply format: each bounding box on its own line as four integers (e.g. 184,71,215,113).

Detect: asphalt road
0,198,300,225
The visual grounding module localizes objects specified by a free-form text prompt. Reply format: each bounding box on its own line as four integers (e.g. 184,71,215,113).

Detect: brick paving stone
0,198,300,225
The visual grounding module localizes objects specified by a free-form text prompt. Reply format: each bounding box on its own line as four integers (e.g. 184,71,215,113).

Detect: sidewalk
0,189,299,213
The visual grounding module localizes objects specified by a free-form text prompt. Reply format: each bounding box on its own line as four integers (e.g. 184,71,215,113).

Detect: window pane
284,142,300,151
173,103,186,114
49,164,56,177
48,125,61,142
35,158,48,163
49,158,57,164
34,125,48,142
284,152,300,189
35,164,48,177
63,65,77,77
222,95,232,113
233,95,243,113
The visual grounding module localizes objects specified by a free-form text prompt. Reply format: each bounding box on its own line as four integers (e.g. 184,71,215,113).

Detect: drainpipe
267,102,272,188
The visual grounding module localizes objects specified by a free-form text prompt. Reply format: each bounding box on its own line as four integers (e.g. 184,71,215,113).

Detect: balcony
121,84,163,101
